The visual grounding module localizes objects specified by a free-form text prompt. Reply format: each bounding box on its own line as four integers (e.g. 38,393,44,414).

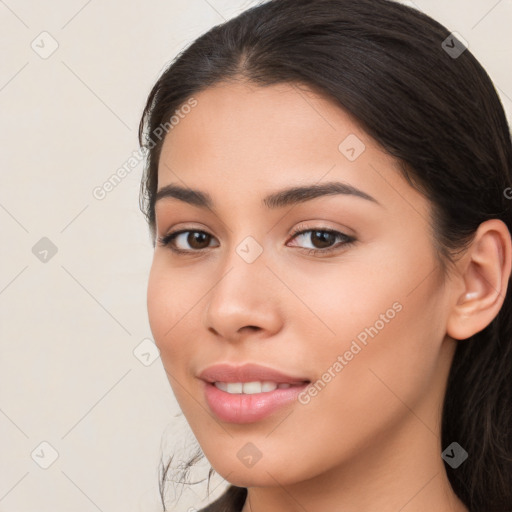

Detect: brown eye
309,230,338,249
185,231,211,249
287,226,357,256
157,230,218,253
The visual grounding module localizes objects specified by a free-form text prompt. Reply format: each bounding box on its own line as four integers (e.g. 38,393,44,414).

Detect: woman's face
147,81,458,487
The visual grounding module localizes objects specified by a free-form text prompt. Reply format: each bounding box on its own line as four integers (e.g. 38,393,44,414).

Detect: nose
203,244,283,343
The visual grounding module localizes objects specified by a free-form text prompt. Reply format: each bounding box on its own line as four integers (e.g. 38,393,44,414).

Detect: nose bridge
212,232,269,309
203,231,281,337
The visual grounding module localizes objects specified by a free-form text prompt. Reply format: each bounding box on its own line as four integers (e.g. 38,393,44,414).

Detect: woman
138,0,512,510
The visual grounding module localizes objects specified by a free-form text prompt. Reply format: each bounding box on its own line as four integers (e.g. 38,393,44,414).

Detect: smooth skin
147,80,511,512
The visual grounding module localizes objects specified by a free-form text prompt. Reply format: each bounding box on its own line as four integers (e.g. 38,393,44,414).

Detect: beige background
0,0,511,511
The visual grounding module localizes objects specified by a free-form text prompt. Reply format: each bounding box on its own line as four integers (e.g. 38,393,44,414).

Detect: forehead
160,81,366,160
155,81,428,222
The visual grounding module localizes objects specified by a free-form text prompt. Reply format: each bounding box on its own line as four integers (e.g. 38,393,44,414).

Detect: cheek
266,287,445,483
146,261,170,347
290,243,445,417
146,258,192,363
281,252,420,366
146,261,202,411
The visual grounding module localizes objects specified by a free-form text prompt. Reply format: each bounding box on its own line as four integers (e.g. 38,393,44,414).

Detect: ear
446,219,512,340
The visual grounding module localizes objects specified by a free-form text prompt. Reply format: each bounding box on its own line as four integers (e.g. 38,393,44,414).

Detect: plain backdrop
0,0,511,511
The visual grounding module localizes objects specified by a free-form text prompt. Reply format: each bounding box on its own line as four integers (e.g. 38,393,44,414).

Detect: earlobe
446,219,512,341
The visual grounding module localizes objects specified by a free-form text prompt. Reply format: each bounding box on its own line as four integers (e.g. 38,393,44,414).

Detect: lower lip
203,381,309,424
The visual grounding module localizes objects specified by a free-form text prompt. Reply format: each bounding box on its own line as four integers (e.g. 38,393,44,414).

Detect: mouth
198,362,310,386
211,380,309,394
198,362,311,424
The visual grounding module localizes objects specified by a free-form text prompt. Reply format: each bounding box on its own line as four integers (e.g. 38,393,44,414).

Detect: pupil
190,232,208,249
312,231,334,248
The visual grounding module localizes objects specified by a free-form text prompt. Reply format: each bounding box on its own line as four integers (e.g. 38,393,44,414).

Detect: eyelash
157,223,356,257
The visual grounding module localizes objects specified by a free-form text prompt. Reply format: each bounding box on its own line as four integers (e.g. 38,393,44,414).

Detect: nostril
241,325,260,332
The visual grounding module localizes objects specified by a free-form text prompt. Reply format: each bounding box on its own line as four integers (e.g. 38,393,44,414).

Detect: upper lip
198,363,310,384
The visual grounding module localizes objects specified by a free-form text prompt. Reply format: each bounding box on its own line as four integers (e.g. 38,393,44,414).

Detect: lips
198,363,311,423
198,362,310,385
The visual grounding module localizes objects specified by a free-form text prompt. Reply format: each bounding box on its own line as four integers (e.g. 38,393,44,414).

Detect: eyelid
286,222,356,253
287,221,354,240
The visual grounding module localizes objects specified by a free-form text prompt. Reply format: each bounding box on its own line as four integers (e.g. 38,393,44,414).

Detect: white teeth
213,381,229,392
261,381,278,392
242,381,265,394
226,382,243,393
213,381,283,394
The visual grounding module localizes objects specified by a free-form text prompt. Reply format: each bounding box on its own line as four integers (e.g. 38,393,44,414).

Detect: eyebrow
154,181,382,210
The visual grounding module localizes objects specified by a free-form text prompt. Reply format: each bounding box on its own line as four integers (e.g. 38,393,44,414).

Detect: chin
220,469,285,488
206,454,305,488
